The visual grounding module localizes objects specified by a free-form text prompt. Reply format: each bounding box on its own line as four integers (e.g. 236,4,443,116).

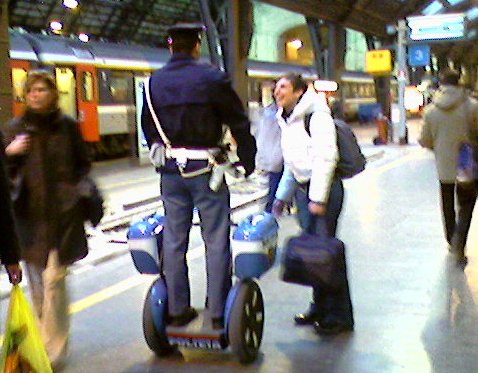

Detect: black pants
440,181,477,255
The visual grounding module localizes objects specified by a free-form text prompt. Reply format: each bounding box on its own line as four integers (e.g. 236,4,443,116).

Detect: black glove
244,164,255,178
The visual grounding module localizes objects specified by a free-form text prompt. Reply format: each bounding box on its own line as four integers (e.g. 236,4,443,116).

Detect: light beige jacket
419,85,478,182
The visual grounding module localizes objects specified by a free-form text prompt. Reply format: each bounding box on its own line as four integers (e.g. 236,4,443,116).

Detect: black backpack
305,113,366,179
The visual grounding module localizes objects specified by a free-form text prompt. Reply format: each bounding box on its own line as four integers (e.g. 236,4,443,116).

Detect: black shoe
212,317,224,330
169,307,198,327
294,309,320,326
313,320,353,336
457,255,468,269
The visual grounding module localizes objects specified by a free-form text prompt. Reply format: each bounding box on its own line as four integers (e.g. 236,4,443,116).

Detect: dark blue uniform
141,52,256,321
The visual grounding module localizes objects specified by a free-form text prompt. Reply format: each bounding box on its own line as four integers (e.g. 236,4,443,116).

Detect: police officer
141,23,256,329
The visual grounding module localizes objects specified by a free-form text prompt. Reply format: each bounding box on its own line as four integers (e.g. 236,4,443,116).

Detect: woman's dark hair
282,73,308,93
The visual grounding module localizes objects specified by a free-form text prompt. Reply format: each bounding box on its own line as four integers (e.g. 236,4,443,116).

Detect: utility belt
150,144,221,178
143,77,236,190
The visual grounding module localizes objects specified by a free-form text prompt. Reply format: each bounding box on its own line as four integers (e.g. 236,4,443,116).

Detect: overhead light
50,21,63,33
63,0,79,9
287,39,303,49
78,33,89,42
314,80,338,92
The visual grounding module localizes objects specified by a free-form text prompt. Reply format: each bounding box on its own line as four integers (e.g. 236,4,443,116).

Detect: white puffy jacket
275,89,338,204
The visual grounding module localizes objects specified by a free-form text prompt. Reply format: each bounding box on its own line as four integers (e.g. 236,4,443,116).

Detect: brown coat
0,133,21,265
3,109,91,267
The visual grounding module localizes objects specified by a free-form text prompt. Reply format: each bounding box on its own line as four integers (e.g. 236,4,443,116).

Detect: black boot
294,303,321,326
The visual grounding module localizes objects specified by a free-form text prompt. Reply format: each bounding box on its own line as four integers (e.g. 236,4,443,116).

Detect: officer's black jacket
141,53,256,175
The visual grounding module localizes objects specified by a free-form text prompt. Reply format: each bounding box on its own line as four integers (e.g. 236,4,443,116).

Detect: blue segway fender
149,277,168,334
223,282,242,338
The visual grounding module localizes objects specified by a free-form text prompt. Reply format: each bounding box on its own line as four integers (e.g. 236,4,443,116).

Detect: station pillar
0,3,12,128
226,0,250,107
326,22,345,82
198,0,251,108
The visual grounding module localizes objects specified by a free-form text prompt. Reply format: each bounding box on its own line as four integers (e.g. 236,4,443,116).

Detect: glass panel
11,68,27,102
447,0,464,5
250,1,311,65
467,7,478,21
81,71,94,102
345,29,367,71
422,1,444,15
109,76,129,103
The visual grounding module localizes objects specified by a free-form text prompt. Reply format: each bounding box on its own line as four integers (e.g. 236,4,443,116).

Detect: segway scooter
128,211,278,364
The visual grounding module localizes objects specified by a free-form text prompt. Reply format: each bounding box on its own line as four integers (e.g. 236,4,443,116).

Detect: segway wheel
228,279,264,364
143,284,174,356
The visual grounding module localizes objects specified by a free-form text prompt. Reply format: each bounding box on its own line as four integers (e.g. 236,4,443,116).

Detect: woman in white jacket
272,73,354,335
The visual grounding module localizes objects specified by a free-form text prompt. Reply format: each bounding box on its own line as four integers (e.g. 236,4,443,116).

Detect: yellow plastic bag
0,285,52,373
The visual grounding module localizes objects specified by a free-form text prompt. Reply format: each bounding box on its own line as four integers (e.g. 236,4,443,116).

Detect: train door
10,60,30,117
76,64,99,142
55,67,77,118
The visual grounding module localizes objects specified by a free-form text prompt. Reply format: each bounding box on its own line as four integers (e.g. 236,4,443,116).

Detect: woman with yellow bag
3,70,91,370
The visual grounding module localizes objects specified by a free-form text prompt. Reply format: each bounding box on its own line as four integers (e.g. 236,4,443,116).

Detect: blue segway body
127,212,164,274
232,212,278,279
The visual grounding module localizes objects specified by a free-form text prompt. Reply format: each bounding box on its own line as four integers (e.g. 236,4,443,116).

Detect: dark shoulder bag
304,113,366,179
66,117,104,227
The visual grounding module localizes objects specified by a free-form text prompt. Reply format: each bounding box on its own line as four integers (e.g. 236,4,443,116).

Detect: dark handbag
456,142,478,187
78,177,104,227
280,218,344,291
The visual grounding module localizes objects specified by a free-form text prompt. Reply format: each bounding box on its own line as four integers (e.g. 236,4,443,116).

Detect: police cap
168,22,206,42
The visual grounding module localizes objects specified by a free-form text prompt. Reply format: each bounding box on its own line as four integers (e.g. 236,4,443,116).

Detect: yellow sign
365,50,392,75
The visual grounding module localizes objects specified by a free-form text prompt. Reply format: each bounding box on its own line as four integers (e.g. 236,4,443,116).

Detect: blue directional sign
408,44,430,67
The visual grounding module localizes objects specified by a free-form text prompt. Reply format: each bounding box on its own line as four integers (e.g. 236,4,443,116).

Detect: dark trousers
440,181,478,255
295,179,354,327
161,172,232,319
265,169,283,213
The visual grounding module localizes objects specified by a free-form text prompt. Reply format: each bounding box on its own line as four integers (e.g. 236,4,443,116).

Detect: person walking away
419,69,478,268
272,73,354,335
255,101,283,212
141,23,256,330
0,133,22,285
3,70,91,368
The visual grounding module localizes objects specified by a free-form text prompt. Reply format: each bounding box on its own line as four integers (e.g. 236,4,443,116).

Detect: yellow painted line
68,274,149,314
67,243,205,314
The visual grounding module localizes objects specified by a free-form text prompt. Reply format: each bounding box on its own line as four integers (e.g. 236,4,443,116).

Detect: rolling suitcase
281,232,345,291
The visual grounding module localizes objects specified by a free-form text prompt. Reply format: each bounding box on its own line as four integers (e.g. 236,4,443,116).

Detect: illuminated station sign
407,13,466,41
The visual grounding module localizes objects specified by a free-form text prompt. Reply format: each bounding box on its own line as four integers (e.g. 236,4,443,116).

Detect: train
8,28,389,160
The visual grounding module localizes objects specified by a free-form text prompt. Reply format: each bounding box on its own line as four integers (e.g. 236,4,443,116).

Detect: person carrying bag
271,73,354,336
419,69,478,267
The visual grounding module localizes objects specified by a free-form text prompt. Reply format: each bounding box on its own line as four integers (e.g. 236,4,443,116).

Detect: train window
110,77,129,102
12,68,27,102
81,72,94,102
342,82,351,99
